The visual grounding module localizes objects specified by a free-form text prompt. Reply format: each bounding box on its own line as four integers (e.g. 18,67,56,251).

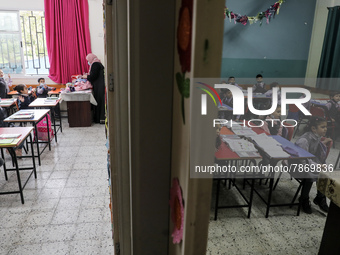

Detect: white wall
1,0,105,85
305,0,340,87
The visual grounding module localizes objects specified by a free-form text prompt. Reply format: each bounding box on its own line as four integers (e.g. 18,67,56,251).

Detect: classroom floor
207,124,340,255
0,119,114,255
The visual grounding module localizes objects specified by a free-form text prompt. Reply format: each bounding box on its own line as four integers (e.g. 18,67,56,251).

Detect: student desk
252,135,315,217
47,88,62,97
4,109,52,166
7,90,33,97
214,133,261,219
0,127,36,204
29,98,63,142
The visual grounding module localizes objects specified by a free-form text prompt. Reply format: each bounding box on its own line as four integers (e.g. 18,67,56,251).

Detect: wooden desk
60,91,96,127
7,90,32,97
4,109,51,166
48,89,62,97
29,98,62,142
0,127,36,204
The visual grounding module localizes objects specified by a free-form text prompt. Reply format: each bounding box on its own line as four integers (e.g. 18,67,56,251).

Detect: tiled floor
207,122,340,255
0,119,114,255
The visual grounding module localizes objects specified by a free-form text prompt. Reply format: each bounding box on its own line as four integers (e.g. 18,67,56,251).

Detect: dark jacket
17,94,35,110
87,62,105,123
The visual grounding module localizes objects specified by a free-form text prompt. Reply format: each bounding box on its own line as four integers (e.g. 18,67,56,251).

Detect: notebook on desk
0,138,20,145
0,134,21,138
16,111,34,115
10,114,34,119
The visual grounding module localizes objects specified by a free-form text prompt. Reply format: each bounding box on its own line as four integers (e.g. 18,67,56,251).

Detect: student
12,84,36,156
219,89,234,120
259,105,288,138
292,116,332,214
222,89,233,107
14,84,36,110
36,78,55,98
0,69,12,98
227,76,242,90
325,91,340,129
253,74,267,94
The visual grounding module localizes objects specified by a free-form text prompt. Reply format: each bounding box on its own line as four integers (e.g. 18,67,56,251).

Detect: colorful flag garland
224,0,285,26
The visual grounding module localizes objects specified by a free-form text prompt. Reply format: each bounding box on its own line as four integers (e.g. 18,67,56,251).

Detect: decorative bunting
224,0,284,26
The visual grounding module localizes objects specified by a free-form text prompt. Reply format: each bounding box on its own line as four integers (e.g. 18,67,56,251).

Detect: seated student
218,89,235,120
290,116,332,214
259,105,288,139
252,74,267,94
227,76,242,90
36,78,55,98
12,84,36,156
0,69,12,98
325,91,340,129
14,84,36,110
222,89,233,107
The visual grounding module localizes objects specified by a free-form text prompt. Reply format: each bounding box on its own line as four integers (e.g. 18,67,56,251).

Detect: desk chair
288,104,309,138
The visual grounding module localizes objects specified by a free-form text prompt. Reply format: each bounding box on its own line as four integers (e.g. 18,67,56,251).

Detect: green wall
221,58,308,78
221,0,317,79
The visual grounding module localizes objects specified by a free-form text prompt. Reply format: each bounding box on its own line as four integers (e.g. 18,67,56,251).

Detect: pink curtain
44,0,92,84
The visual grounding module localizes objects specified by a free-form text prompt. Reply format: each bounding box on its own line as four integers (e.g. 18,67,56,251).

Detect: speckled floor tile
69,239,102,254
41,241,71,255
0,119,113,254
7,243,43,255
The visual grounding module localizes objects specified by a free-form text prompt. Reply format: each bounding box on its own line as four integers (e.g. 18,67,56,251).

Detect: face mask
88,62,91,66
40,83,45,86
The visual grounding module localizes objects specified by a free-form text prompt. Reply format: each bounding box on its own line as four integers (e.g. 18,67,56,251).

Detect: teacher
82,53,105,124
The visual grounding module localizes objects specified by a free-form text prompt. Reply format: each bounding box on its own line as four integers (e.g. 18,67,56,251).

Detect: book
0,138,14,144
0,138,20,145
16,111,34,115
0,134,21,138
10,114,34,119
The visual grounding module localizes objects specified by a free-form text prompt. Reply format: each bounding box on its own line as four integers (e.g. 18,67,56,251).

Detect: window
0,10,49,75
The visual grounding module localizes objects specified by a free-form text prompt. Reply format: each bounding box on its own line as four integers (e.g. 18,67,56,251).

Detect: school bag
36,113,54,141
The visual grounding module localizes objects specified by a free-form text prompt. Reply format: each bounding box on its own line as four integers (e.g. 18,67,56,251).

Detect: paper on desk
16,111,34,115
0,138,14,144
10,114,34,119
0,138,20,145
0,134,21,138
222,137,257,152
232,129,257,136
250,133,290,158
236,151,261,158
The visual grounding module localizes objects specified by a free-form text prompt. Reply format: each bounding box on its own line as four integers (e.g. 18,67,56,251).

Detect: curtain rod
327,6,340,9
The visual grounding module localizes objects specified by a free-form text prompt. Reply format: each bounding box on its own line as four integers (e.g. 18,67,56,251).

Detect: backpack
36,113,54,141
